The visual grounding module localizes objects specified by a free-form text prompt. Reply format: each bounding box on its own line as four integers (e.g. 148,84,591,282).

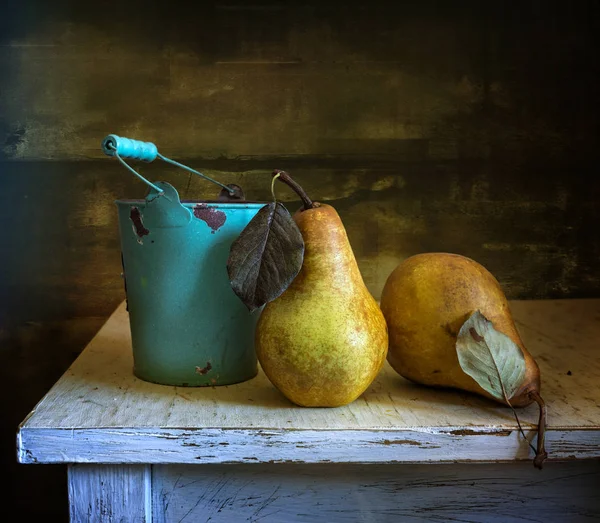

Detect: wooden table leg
68,464,152,522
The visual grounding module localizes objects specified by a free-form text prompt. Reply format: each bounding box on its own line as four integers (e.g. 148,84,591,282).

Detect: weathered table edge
18,426,600,465
17,299,600,467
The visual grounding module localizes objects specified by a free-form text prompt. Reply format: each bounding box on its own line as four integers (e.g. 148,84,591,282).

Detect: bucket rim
114,199,269,208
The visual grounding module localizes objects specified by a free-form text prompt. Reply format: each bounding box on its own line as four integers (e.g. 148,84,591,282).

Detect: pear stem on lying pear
272,169,315,210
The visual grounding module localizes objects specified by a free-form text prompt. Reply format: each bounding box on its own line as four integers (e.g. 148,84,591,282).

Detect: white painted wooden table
18,299,600,522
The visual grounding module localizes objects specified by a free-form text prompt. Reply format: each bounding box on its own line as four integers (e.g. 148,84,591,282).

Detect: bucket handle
102,134,235,197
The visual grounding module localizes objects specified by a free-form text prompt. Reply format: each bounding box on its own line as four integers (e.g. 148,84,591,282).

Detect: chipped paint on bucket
116,181,263,387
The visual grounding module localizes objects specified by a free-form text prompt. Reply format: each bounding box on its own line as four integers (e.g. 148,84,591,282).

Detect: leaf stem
271,172,281,202
272,170,315,210
507,399,537,455
529,391,548,469
487,338,541,467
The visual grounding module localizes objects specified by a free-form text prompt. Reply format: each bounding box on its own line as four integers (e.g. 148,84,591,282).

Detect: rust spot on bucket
195,361,212,375
193,203,226,233
130,207,149,238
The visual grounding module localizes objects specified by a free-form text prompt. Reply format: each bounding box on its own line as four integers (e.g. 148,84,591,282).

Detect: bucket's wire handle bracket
102,134,235,197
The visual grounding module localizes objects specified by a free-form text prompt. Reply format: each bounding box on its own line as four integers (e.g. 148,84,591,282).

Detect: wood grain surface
18,299,600,464
151,461,600,523
68,464,151,523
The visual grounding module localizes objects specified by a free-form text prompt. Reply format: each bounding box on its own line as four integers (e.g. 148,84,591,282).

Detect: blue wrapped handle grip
102,134,158,162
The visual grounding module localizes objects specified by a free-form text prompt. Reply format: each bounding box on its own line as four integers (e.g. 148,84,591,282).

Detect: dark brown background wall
2,0,599,519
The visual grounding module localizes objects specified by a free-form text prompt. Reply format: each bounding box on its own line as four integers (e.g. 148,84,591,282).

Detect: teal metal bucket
116,181,263,386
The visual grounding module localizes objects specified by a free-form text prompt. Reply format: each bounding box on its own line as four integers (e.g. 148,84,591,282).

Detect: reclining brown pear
380,252,541,406
380,252,547,467
255,171,388,407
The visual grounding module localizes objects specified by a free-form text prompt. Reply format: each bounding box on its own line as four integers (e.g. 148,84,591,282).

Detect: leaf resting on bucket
227,202,304,311
456,310,526,402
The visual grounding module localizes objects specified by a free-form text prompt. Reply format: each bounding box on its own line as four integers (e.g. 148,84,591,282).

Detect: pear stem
529,390,548,469
272,170,315,210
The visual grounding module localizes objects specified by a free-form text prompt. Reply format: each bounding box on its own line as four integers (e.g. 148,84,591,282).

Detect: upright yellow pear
256,182,388,407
